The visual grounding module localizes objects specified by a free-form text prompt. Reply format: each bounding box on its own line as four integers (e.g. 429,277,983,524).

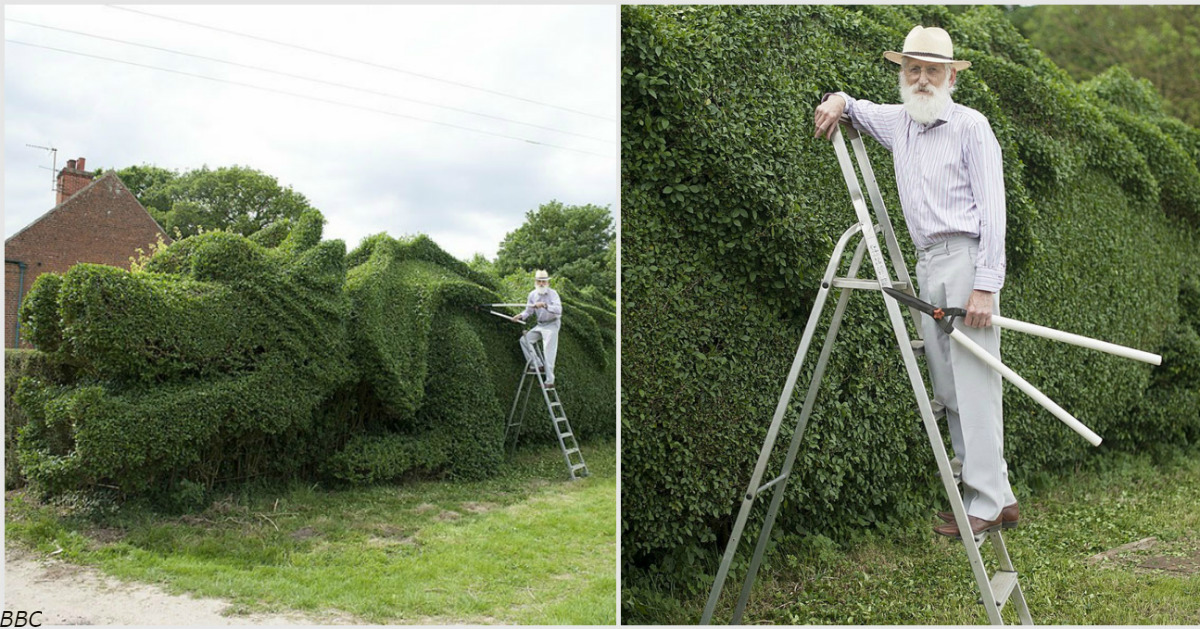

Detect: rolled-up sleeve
965,119,1007,292
828,91,902,152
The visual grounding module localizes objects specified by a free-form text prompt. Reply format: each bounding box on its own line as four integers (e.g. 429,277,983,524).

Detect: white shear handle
948,328,1103,447
991,315,1162,365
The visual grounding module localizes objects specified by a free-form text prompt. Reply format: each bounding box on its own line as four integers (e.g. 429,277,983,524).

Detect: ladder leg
883,291,1003,624
730,239,869,624
514,376,536,452
701,224,863,625
505,367,531,451
989,533,1033,624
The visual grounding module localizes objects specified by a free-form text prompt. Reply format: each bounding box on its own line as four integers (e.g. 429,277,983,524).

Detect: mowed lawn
6,441,616,625
630,444,1200,625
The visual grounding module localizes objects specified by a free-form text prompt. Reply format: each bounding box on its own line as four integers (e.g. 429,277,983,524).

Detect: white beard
536,285,549,295
899,74,953,125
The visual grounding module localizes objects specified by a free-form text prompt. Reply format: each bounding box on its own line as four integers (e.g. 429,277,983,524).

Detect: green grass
6,441,616,625
627,445,1200,624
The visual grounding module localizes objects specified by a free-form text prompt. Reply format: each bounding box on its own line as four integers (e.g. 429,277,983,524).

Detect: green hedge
11,213,615,500
621,4,1200,606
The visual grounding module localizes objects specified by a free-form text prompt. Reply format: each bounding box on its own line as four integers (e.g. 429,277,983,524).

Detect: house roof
5,171,168,245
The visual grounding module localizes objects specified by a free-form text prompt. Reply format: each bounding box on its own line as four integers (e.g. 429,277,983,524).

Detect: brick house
5,157,170,348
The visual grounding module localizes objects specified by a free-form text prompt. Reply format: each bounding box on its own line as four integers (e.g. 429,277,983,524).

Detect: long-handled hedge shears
478,303,527,324
882,287,1162,447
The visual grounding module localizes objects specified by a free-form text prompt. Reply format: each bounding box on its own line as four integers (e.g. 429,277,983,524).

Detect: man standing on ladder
813,25,1018,538
511,269,563,388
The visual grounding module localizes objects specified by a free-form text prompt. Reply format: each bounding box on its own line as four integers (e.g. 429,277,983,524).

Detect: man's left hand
534,302,546,309
964,290,994,328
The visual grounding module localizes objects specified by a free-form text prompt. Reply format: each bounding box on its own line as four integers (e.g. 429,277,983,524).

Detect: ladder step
753,474,787,497
565,448,580,455
979,570,1019,610
930,399,946,420
571,464,588,471
555,417,568,423
560,432,573,439
832,278,910,291
911,339,925,356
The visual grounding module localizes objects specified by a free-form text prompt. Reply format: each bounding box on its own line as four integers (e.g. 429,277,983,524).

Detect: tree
496,200,615,297
1009,6,1200,127
111,164,317,238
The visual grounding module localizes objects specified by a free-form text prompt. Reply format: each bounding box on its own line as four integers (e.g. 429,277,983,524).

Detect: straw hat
534,269,550,281
884,26,971,71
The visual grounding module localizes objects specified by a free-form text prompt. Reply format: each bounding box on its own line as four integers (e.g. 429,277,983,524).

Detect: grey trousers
519,319,560,384
916,236,1016,521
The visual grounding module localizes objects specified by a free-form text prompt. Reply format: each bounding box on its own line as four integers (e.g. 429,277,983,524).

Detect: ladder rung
549,401,562,407
560,432,573,439
565,448,580,455
830,278,910,292
571,464,587,471
980,570,1019,609
911,339,924,356
753,474,787,497
555,417,568,423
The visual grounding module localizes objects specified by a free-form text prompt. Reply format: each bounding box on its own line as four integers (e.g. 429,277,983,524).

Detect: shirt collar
927,98,955,129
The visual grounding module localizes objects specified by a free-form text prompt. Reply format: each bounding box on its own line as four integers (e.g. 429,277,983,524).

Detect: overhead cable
106,4,617,123
6,18,612,144
6,39,616,159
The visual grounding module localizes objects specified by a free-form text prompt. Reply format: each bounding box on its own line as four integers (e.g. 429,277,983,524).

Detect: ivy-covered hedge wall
11,211,614,501
621,4,1200,602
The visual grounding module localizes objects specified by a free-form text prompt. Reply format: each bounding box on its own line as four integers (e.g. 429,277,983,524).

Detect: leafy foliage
496,200,616,298
1009,5,1200,127
110,164,317,238
11,213,615,501
621,4,1200,604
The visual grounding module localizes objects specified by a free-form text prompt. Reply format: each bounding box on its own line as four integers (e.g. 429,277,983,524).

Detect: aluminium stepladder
700,121,1032,625
504,344,589,481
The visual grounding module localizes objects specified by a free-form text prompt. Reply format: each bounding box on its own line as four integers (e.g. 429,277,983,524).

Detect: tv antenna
26,143,58,191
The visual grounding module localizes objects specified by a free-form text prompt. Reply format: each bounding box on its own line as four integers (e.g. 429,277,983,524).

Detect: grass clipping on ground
628,446,1200,625
5,443,617,625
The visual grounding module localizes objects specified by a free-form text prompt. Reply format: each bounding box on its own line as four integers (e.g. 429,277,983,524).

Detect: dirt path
4,547,343,625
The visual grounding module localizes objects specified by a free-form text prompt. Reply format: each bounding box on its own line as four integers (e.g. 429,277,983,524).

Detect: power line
6,17,612,145
5,39,616,159
106,4,617,123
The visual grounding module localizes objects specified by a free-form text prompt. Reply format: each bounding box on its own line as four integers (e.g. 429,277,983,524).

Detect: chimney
56,156,94,205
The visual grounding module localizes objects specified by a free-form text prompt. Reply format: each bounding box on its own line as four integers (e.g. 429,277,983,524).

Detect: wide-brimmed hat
884,26,971,71
534,269,550,281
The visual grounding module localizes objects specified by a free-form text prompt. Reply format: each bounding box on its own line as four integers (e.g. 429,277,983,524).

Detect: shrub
621,4,1200,604
11,210,615,500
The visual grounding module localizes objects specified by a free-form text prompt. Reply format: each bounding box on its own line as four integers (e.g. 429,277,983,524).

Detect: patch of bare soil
434,510,461,522
4,547,355,625
289,526,320,540
460,501,498,514
413,503,439,514
1087,536,1200,575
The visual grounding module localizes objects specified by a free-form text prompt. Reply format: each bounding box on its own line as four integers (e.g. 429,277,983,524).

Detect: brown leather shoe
937,503,1019,529
934,514,1003,539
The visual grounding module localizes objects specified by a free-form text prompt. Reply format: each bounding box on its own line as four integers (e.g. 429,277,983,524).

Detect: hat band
902,50,954,61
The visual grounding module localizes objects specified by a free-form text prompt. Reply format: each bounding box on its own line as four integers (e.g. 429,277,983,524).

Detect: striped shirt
520,287,562,325
834,92,1007,292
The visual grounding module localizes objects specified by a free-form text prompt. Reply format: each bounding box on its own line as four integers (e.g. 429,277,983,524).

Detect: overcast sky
3,4,618,260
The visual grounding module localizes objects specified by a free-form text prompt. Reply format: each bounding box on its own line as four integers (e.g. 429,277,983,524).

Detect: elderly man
511,269,563,388
813,25,1017,538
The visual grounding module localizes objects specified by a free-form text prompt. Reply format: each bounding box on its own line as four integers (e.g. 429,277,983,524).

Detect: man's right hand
511,315,522,323
814,94,846,140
